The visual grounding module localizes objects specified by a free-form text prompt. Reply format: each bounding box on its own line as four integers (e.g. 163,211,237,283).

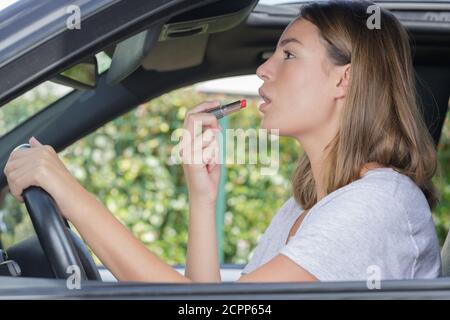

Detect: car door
1,0,450,299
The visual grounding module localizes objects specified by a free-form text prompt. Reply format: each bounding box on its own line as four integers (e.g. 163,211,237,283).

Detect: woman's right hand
179,101,222,205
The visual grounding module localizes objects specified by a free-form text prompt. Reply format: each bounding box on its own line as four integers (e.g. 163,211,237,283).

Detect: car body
0,0,450,299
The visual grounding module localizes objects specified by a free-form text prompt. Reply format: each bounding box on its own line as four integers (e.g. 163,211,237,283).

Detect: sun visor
141,34,208,72
142,1,257,72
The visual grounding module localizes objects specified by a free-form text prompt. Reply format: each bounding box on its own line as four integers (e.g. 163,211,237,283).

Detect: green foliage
0,82,71,137
0,83,449,266
435,109,450,246
58,88,299,264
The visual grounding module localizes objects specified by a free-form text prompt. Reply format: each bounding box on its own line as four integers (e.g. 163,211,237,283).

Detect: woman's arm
185,197,220,282
4,137,191,283
63,183,191,282
181,101,223,282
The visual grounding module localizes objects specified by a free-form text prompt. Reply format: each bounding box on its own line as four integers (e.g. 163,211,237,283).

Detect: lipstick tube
206,99,247,119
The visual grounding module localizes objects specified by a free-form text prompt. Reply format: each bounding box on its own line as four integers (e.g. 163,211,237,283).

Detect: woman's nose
256,59,272,81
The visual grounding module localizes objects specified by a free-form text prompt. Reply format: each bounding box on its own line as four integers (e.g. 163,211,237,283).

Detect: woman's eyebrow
278,37,303,48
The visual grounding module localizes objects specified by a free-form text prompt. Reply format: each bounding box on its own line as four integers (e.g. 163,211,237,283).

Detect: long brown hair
292,0,441,210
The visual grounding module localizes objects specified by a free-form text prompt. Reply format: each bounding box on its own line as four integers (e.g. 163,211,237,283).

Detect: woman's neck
307,150,328,202
302,142,385,202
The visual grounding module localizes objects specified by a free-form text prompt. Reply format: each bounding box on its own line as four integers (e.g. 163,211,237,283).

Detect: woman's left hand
3,136,76,205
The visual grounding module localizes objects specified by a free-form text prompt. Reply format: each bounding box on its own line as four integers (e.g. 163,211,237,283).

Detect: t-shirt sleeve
241,197,299,275
279,186,410,281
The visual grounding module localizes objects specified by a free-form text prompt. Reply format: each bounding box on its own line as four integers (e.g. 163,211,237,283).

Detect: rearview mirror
51,57,98,90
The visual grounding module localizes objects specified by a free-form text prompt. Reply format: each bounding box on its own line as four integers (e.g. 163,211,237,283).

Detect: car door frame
1,275,450,299
0,0,220,106
0,0,450,299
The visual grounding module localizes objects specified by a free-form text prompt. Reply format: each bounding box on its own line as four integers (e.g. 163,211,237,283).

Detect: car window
56,90,450,268
434,98,450,245
0,81,73,138
0,79,72,248
0,76,448,270
96,51,112,75
0,51,112,250
0,52,111,139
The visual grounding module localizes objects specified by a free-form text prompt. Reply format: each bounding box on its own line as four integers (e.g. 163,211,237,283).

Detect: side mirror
51,57,98,90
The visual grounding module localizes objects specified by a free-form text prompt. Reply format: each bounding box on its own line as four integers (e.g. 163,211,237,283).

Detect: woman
4,0,442,282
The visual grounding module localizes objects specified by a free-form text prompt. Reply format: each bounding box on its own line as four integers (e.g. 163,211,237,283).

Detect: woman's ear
335,64,351,99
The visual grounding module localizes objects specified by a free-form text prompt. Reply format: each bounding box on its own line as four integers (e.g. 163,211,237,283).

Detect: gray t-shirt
241,167,441,281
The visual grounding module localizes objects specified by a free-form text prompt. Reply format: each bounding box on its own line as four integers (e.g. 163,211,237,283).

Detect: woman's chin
260,118,270,130
260,119,282,135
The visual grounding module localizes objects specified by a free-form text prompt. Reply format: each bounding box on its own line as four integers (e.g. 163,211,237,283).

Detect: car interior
0,0,449,298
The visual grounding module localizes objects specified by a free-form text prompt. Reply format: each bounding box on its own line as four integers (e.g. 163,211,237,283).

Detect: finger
12,172,37,202
202,139,220,165
4,156,34,175
180,128,217,159
9,148,33,161
180,127,221,165
184,113,219,139
191,130,219,155
5,164,38,202
200,129,218,148
206,150,222,173
181,116,217,146
185,100,221,116
6,161,38,183
207,162,221,175
29,136,43,147
184,133,213,166
206,163,214,173
211,140,220,164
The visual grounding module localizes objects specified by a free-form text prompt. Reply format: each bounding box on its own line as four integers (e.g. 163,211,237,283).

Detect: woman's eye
283,50,295,60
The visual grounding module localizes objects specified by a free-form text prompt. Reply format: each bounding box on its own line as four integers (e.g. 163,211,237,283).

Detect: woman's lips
258,97,271,112
258,88,272,112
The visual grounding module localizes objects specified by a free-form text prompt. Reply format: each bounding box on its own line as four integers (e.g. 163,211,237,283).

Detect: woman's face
256,18,343,139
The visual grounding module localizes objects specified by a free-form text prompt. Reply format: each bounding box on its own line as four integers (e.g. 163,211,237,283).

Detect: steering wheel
13,144,101,281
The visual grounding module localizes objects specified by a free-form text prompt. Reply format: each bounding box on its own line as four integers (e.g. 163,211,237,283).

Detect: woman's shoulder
314,167,431,225
355,167,430,212
267,196,302,227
